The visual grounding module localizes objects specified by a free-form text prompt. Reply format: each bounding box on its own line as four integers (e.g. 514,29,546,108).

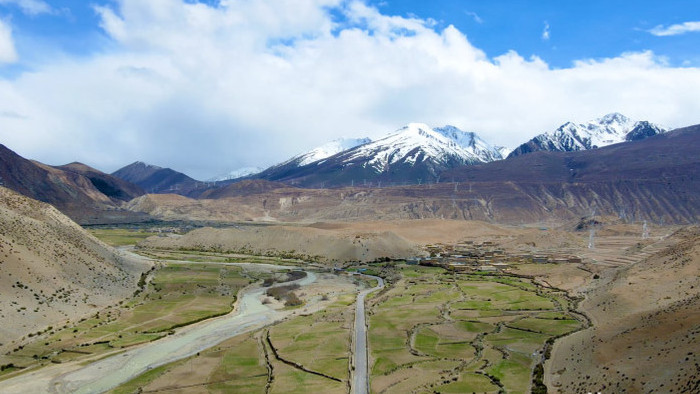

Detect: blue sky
0,0,698,179
5,0,699,69
368,0,700,67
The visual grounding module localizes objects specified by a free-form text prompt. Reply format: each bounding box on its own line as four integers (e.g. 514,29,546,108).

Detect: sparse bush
284,292,303,307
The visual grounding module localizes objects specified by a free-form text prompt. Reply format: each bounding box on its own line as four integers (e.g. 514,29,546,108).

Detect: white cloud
0,0,52,16
542,21,550,40
465,11,483,24
649,21,700,36
0,0,699,179
0,19,17,63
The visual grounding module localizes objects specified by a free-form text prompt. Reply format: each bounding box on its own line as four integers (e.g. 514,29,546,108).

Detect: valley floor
1,222,697,393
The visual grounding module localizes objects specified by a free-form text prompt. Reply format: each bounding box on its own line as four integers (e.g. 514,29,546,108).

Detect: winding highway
352,274,385,394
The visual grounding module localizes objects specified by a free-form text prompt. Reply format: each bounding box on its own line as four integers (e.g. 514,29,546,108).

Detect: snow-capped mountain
208,166,263,182
496,146,512,158
507,113,666,158
281,137,372,167
344,123,503,172
254,123,503,187
208,138,371,183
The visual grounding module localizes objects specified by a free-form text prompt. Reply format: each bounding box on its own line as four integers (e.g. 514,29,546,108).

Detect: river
0,268,317,394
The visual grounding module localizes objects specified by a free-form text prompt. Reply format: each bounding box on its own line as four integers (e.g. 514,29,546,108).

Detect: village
411,240,583,273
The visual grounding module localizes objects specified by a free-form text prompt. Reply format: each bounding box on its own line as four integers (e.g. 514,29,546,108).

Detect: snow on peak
553,113,652,148
297,137,372,166
509,113,667,158
597,112,631,126
208,166,263,182
346,123,503,171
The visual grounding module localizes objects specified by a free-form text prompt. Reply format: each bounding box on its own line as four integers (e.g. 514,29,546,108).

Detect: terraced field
367,265,584,393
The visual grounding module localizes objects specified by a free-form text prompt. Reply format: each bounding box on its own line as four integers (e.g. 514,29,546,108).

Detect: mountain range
125,124,700,224
0,113,694,224
108,113,665,191
225,113,664,187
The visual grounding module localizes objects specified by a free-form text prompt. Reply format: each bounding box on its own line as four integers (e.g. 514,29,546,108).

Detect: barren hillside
546,226,700,393
138,223,422,263
0,187,150,353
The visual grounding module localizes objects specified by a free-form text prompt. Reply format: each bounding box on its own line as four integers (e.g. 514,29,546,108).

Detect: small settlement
410,241,582,273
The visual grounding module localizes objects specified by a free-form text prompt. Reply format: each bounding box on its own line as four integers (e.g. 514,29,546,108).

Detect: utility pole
642,220,649,239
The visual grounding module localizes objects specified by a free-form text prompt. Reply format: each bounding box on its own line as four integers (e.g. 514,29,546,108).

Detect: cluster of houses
407,241,582,273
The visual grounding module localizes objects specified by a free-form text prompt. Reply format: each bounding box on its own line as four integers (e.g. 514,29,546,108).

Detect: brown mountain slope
198,179,292,199
546,226,700,393
0,187,151,353
57,162,145,202
0,144,148,224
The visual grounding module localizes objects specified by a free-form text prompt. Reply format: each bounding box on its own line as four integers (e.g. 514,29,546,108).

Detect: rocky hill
0,187,150,353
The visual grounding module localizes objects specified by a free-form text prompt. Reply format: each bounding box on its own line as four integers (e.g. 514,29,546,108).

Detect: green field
367,265,583,393
2,249,585,393
88,228,158,246
109,291,357,393
268,294,355,381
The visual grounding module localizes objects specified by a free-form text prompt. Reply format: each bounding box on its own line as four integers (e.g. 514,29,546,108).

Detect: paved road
352,275,385,394
0,269,318,394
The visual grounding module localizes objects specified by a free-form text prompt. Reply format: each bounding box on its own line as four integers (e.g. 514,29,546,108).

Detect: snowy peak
343,123,503,173
253,123,504,187
296,137,372,166
435,125,504,162
508,113,666,158
277,137,372,168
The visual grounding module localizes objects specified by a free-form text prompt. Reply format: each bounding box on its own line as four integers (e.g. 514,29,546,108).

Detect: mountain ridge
0,144,149,224
253,123,503,187
112,161,201,195
507,113,666,158
126,124,700,224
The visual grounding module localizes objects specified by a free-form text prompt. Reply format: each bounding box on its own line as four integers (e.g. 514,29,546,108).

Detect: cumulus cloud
0,0,52,16
0,19,17,63
0,0,699,179
649,21,700,36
